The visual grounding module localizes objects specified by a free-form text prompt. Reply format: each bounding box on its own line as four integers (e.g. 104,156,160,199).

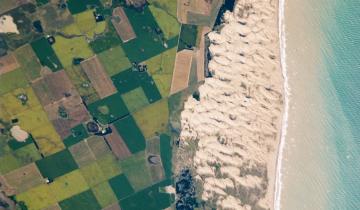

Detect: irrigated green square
69,141,96,167
87,93,129,124
108,174,134,200
121,87,149,113
119,152,153,191
98,46,132,76
59,190,101,210
96,154,122,180
80,162,106,187
36,149,78,180
113,115,146,154
86,136,110,159
92,182,117,208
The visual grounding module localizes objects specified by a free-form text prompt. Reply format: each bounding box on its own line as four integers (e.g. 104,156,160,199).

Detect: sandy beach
179,0,284,209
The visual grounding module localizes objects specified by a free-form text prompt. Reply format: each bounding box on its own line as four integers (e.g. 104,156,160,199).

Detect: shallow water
280,0,360,209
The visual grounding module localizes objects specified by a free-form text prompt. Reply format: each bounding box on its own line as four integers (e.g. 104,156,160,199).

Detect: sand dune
179,0,283,209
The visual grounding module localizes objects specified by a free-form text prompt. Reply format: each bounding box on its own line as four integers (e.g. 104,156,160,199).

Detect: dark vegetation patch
67,0,102,14
59,190,101,210
30,37,63,71
35,149,78,180
111,69,161,103
87,93,129,124
89,19,122,54
119,179,174,210
178,24,198,51
176,168,198,210
159,134,172,178
113,115,145,154
7,136,34,150
63,124,89,147
108,174,134,200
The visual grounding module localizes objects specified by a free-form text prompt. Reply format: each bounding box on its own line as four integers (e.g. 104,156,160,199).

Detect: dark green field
35,149,78,180
63,124,89,147
30,37,63,71
66,0,102,14
87,93,129,124
89,20,122,54
178,24,198,51
59,190,101,210
109,174,134,200
113,115,146,154
160,134,172,178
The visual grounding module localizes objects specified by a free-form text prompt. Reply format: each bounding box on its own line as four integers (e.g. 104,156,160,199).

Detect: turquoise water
322,0,360,209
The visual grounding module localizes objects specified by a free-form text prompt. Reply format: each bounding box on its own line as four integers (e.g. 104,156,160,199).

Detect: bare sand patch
178,0,283,209
0,15,19,34
10,125,29,142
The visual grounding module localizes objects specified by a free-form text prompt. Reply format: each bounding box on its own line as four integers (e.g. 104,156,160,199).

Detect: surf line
274,0,290,209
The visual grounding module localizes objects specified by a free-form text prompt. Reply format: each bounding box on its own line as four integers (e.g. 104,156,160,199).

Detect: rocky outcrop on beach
179,0,283,209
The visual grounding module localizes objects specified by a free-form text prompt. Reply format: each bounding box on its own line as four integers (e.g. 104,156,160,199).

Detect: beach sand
179,0,284,209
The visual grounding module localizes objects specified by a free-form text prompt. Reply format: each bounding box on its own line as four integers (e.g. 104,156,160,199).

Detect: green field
121,87,149,113
31,37,63,71
97,45,132,76
59,190,101,210
89,20,122,54
87,92,129,124
36,149,78,180
133,99,169,139
69,141,96,167
92,181,118,207
178,24,198,51
86,136,110,158
160,134,172,178
119,151,153,191
145,47,177,97
113,115,146,154
66,0,102,14
63,124,89,147
96,153,122,180
14,44,42,81
74,9,106,39
80,161,107,186
108,174,134,200
0,69,28,95
52,35,94,68
149,4,180,40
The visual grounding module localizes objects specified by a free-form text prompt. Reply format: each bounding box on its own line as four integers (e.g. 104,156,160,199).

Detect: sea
276,0,360,209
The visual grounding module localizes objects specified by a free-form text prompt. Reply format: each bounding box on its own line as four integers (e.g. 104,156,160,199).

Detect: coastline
179,0,284,209
274,0,288,208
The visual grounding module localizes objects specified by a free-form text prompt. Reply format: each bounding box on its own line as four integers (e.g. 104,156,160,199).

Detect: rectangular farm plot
86,135,110,159
112,69,162,103
69,141,96,167
121,87,149,113
170,49,193,94
148,4,180,40
0,53,20,75
63,124,89,147
74,9,106,39
97,46,132,76
52,35,94,68
111,7,136,43
35,149,78,180
119,152,153,191
31,37,63,71
87,93,129,124
89,19,123,54
178,24,198,51
16,184,57,210
3,163,44,195
104,125,131,160
108,174,134,200
67,0,102,14
49,170,89,202
133,99,169,139
102,202,121,210
14,44,42,81
92,181,118,208
80,56,117,99
59,190,101,210
80,162,107,187
160,134,172,178
0,68,28,95
113,115,146,154
96,154,122,180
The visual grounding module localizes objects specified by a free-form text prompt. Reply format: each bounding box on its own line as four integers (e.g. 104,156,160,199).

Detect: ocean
277,0,360,209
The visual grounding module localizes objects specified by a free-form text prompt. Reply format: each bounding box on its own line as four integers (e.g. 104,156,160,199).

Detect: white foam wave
274,0,290,209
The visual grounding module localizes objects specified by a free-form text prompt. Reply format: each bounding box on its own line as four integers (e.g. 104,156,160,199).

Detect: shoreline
274,0,289,209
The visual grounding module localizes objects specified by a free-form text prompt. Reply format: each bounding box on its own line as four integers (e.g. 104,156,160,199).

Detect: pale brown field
104,125,131,160
80,56,117,99
111,7,136,43
3,163,44,195
0,53,20,75
170,49,193,95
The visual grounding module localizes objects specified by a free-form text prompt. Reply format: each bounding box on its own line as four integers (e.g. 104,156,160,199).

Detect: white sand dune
179,0,283,209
